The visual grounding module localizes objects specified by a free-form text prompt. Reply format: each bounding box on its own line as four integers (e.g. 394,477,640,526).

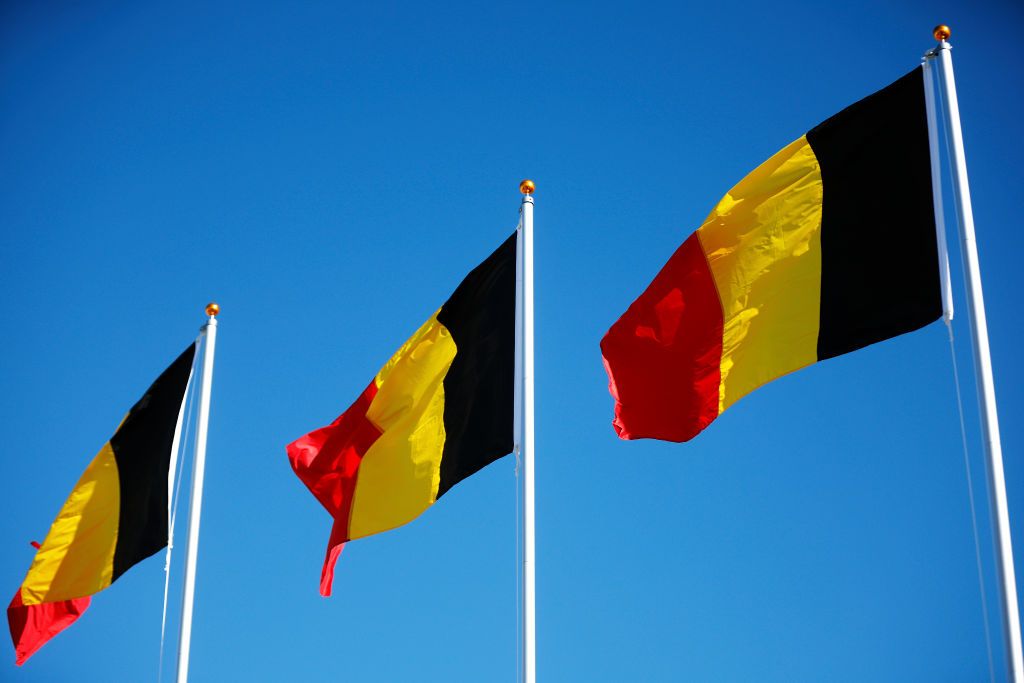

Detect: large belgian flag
8,345,195,664
288,231,516,595
601,67,941,442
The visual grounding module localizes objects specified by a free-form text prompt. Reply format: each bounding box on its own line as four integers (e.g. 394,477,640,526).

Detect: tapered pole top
205,302,220,318
933,24,951,42
519,179,535,195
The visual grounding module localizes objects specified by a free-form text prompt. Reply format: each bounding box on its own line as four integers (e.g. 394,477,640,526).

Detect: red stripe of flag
600,232,724,442
287,381,384,595
8,589,90,665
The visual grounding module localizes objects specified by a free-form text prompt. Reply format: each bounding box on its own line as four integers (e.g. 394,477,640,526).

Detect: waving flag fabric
7,580,89,666
288,231,517,596
601,67,941,442
8,344,195,664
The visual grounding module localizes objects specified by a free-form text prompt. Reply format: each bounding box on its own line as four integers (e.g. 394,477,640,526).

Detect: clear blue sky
2,1,1023,681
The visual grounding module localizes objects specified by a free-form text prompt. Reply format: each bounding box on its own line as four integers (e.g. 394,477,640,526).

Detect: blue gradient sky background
2,1,1023,681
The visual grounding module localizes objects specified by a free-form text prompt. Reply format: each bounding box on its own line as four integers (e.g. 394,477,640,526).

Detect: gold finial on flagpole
205,302,220,317
519,179,535,195
933,24,951,42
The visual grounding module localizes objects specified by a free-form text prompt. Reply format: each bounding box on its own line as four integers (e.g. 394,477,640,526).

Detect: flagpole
176,303,219,683
920,55,953,323
926,26,1023,681
518,179,537,683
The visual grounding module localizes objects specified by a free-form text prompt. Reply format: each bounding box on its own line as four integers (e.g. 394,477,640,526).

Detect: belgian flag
601,67,941,442
288,232,516,595
8,345,195,664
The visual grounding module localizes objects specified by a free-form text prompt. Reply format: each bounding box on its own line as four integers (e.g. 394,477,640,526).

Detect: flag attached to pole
8,344,195,664
288,232,516,596
601,67,941,442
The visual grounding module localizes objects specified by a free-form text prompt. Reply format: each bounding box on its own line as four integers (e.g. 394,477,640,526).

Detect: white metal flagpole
518,179,537,683
926,26,1024,681
176,302,220,683
921,54,954,324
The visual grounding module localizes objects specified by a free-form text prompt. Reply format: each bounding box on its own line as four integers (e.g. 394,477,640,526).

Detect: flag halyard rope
947,319,996,683
158,334,202,683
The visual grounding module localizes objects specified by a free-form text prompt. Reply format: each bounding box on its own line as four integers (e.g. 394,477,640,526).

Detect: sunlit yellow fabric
697,135,824,412
348,312,455,539
20,442,121,604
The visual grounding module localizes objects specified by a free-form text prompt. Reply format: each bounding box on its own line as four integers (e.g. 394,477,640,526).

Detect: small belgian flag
288,232,516,596
8,345,195,664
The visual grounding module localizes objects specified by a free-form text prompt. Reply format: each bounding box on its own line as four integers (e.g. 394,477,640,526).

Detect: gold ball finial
933,24,951,41
519,179,535,195
205,302,220,317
